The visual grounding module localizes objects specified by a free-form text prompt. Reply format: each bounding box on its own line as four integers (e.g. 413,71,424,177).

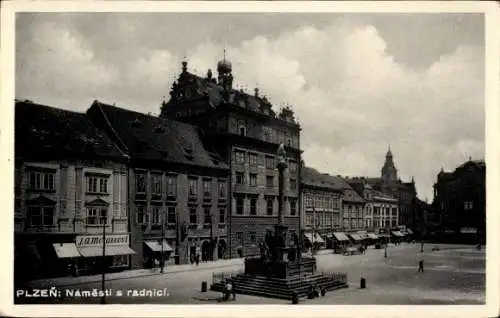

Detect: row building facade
431,158,485,241
300,167,343,247
87,101,230,267
14,101,130,282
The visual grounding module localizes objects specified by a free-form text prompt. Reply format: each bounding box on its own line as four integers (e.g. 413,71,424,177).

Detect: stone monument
211,144,348,299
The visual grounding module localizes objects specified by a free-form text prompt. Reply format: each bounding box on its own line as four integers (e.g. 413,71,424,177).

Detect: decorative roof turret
181,60,188,73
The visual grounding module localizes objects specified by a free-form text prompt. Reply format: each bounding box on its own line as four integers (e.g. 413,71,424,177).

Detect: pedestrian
418,260,424,272
224,281,233,301
196,253,200,266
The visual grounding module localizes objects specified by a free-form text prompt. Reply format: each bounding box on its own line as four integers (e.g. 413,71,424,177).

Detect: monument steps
211,273,349,300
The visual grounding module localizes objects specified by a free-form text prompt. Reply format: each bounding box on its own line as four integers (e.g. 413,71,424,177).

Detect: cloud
15,17,484,201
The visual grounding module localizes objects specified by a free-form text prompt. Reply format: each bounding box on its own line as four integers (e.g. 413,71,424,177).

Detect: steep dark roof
331,176,365,203
15,100,126,161
87,101,228,170
300,167,344,192
168,71,294,121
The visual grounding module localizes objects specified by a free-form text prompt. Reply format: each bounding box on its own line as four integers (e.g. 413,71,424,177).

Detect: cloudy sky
15,12,485,201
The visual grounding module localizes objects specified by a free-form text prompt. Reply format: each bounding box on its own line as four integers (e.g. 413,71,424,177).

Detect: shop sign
76,234,129,247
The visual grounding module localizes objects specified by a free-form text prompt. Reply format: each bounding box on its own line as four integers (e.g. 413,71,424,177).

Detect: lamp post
160,207,165,273
101,217,106,304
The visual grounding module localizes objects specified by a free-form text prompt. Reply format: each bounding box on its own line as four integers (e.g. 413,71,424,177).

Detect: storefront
52,234,136,275
303,232,326,252
332,232,350,253
348,233,364,245
143,239,174,268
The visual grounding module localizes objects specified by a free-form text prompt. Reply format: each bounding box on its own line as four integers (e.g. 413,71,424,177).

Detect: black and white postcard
1,1,499,318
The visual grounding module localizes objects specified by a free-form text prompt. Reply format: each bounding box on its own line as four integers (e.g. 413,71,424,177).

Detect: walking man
418,260,424,273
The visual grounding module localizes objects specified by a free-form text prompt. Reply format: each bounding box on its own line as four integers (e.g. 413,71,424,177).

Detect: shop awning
314,233,325,244
53,243,81,258
333,232,350,241
78,245,136,257
391,231,404,237
349,234,363,241
367,233,379,239
304,233,314,242
144,240,174,252
356,232,369,239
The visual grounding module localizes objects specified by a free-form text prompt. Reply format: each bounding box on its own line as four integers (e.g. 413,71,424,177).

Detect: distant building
364,147,417,229
300,166,343,247
431,158,485,237
87,101,229,267
14,101,130,281
332,177,365,232
346,178,399,232
160,59,301,258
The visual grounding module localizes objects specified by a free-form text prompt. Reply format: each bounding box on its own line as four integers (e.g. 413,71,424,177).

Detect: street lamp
101,216,106,304
160,207,165,273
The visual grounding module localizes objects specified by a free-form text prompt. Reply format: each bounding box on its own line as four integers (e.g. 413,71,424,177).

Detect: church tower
381,146,398,185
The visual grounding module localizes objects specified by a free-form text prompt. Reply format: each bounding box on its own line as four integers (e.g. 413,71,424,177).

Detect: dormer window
184,145,194,161
238,120,247,136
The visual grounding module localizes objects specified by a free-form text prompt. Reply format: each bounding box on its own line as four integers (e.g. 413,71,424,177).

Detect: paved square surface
16,243,485,305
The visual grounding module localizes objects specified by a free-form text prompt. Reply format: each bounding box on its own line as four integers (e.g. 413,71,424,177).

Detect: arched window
238,120,246,136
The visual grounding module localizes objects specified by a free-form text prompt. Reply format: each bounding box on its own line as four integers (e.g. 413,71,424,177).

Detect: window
28,206,54,226
236,197,244,215
250,198,257,215
151,206,161,225
189,178,198,197
290,199,297,216
290,179,297,191
218,181,226,198
235,151,245,164
464,201,473,210
151,174,162,195
167,206,176,225
266,198,274,215
204,207,212,224
136,173,146,193
189,207,197,225
86,175,108,194
86,207,108,225
249,232,256,243
236,232,244,245
248,153,258,166
203,180,211,197
265,156,275,169
306,214,313,226
238,121,247,136
219,208,226,224
289,161,297,173
236,172,245,185
28,171,55,191
266,175,274,188
136,206,148,225
166,176,177,197
249,174,257,186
